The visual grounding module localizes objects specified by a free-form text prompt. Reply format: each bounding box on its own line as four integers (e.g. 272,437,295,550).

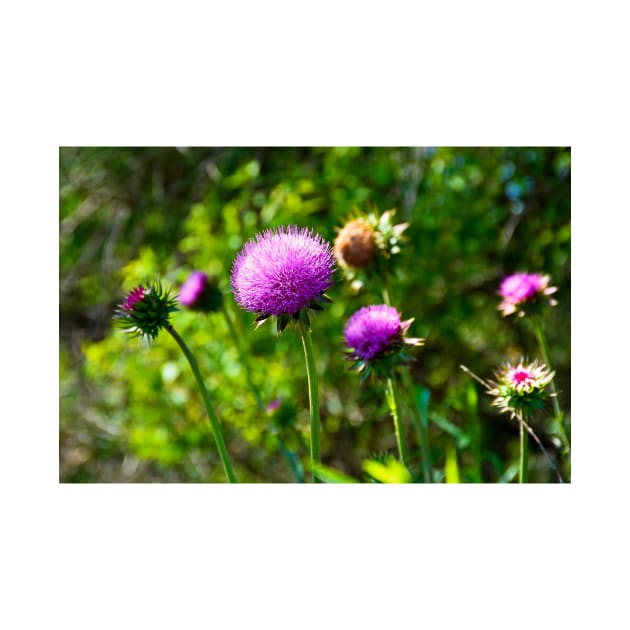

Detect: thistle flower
178,271,224,313
335,208,409,292
488,359,555,418
115,280,179,341
498,272,558,317
344,304,424,377
230,225,335,332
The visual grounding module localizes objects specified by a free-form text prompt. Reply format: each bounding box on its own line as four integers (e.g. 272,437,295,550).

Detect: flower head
334,219,376,269
115,280,179,341
488,359,555,417
344,304,423,377
335,207,409,292
230,225,335,331
179,271,223,313
498,272,558,317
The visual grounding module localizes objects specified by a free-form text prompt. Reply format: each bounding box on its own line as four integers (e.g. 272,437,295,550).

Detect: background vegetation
59,147,570,482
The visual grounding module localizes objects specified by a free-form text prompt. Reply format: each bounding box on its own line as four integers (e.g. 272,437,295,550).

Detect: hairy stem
166,324,237,483
298,321,321,482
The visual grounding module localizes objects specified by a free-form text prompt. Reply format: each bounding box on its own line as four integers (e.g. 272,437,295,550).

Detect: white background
1,1,628,628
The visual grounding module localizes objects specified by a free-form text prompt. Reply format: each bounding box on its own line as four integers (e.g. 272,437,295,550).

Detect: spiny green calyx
115,280,179,341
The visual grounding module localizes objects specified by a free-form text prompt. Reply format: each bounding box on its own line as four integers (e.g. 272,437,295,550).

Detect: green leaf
312,464,358,484
363,458,411,483
445,443,460,483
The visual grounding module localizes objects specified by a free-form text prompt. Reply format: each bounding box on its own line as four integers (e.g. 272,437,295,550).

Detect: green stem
166,324,237,483
519,414,528,484
298,321,321,482
400,368,432,482
532,317,570,452
222,305,265,412
386,371,410,468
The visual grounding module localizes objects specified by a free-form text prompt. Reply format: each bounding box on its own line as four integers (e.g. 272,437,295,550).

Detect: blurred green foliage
59,147,570,482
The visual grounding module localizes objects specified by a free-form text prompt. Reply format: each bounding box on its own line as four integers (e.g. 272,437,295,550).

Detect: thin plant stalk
298,321,321,483
381,282,429,478
532,317,569,451
386,371,410,468
222,303,265,412
166,324,237,483
401,368,432,482
519,414,529,484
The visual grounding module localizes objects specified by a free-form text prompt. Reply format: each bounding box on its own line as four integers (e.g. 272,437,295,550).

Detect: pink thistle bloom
498,272,558,317
231,226,334,317
178,271,208,307
489,359,555,417
344,304,423,365
122,285,147,312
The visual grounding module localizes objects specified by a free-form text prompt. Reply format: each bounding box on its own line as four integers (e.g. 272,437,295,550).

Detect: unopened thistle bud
488,359,555,417
334,219,376,269
498,272,558,317
114,280,179,341
334,207,409,291
344,304,424,378
178,271,224,313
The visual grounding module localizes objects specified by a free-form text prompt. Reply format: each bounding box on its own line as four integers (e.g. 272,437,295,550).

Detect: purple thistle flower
179,271,208,307
178,271,224,312
498,272,558,317
231,226,335,318
344,304,423,372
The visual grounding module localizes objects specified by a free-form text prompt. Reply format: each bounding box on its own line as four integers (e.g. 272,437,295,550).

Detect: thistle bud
488,359,555,417
334,219,376,268
179,271,224,313
115,280,179,341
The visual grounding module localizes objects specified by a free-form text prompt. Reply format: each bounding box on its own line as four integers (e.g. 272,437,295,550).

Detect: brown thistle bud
334,219,376,268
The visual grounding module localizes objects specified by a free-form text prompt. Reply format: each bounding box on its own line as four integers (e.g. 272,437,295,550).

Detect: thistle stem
298,321,321,482
222,304,265,412
166,324,237,483
386,371,410,468
532,317,570,452
400,368,432,482
519,414,529,483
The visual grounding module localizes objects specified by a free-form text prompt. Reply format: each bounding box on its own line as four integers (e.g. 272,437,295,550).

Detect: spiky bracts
230,225,335,332
115,280,179,341
344,304,423,378
498,272,558,317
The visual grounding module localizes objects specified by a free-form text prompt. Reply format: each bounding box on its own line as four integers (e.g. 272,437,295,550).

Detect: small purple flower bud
179,272,208,307
178,271,223,313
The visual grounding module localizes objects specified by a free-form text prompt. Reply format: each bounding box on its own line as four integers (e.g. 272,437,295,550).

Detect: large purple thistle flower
344,304,423,371
231,226,335,318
